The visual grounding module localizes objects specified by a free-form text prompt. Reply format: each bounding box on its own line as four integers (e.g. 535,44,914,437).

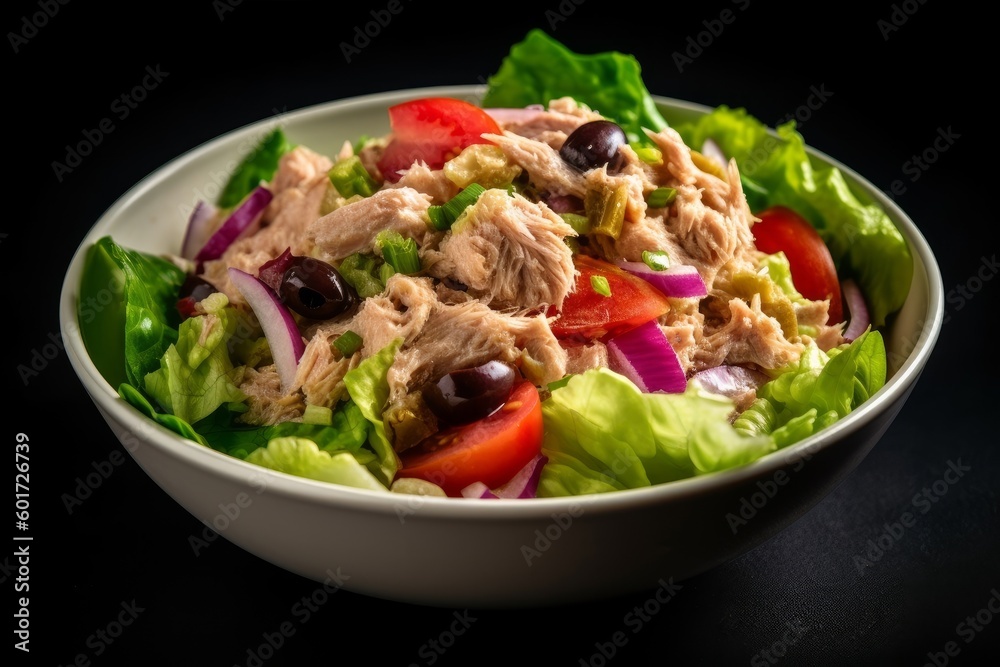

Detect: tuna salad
78,30,911,498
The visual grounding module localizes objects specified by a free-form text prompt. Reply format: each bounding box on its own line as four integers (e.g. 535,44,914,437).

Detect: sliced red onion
257,247,294,292
841,278,871,342
460,482,499,499
458,454,548,500
227,267,304,392
195,186,273,263
607,320,687,394
616,260,707,299
494,454,548,499
702,138,728,169
483,106,546,125
181,200,219,260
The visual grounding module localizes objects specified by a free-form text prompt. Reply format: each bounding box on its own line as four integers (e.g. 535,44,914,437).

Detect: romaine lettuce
143,293,246,425
537,368,774,497
217,127,290,209
343,338,403,486
674,108,912,326
482,29,668,144
245,437,388,492
79,236,186,388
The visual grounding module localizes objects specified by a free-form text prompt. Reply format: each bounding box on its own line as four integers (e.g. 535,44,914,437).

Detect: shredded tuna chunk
563,341,609,375
493,96,605,147
421,189,577,311
307,187,434,263
349,273,437,357
290,320,356,408
642,127,758,286
238,365,306,425
694,295,803,371
387,162,460,204
483,131,588,198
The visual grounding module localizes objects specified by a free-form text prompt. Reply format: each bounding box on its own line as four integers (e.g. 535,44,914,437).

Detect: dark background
7,1,997,665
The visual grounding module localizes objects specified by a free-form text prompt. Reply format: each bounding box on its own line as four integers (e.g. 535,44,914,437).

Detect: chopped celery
585,184,629,240
427,183,486,231
328,155,378,198
333,330,363,358
646,187,676,208
375,230,421,274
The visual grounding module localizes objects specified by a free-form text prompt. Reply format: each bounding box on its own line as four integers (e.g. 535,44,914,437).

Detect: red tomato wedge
397,381,543,498
549,254,672,341
376,97,501,183
751,206,843,324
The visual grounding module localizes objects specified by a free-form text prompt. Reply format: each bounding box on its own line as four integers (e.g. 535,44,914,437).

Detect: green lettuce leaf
343,338,403,486
482,29,668,144
118,382,210,446
245,437,388,492
120,381,371,462
537,369,774,498
733,329,886,446
217,127,290,209
143,294,246,424
674,108,912,326
79,236,186,388
198,400,370,460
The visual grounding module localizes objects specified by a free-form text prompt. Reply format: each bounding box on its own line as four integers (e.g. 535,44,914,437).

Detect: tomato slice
751,206,844,324
376,97,501,183
397,381,543,497
548,254,671,341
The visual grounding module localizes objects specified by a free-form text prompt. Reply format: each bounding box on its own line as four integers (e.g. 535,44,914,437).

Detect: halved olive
278,256,359,320
421,360,517,425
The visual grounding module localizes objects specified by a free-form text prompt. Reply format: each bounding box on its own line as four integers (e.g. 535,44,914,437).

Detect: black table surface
8,2,997,665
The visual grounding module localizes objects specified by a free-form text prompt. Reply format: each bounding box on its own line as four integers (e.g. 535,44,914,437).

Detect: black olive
278,256,359,320
421,361,517,425
179,274,219,301
559,120,628,173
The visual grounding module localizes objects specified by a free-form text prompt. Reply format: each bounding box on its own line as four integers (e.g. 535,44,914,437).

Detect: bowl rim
59,84,945,519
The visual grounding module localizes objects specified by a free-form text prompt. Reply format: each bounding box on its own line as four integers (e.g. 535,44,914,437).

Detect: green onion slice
427,183,486,231
645,187,677,208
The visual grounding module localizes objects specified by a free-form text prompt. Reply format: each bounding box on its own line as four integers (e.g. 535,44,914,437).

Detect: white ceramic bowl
60,86,943,608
